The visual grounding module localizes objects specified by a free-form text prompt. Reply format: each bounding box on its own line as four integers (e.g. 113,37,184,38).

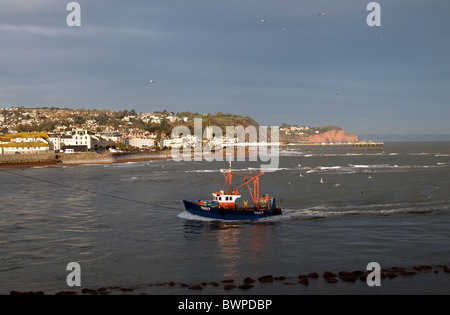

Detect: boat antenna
226,152,232,170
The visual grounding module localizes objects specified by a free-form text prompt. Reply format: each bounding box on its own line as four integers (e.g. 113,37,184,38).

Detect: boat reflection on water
182,219,276,280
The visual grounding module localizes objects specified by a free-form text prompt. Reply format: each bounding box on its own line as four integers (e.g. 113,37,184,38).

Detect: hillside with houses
0,107,261,154
0,107,358,156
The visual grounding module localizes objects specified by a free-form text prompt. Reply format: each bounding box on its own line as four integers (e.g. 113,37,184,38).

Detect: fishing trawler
183,164,282,220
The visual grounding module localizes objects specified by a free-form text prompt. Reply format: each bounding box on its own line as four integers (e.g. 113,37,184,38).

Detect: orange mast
220,169,265,210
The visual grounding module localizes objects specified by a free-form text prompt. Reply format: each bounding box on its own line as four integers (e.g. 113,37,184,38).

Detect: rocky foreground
8,264,450,295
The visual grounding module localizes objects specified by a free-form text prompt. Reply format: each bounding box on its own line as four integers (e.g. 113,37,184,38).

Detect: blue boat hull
183,200,281,221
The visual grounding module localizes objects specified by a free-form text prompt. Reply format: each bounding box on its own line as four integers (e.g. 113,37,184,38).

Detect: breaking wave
300,163,448,174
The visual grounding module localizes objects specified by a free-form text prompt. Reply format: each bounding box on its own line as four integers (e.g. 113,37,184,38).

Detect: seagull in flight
149,80,155,84
318,13,327,16
259,18,266,23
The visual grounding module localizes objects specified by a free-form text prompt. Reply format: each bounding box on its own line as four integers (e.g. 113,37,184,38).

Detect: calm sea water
1,141,449,294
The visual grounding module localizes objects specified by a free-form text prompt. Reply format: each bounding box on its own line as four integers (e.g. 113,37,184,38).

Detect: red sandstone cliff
306,129,358,143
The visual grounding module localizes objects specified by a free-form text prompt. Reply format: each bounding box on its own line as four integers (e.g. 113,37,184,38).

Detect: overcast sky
0,0,449,135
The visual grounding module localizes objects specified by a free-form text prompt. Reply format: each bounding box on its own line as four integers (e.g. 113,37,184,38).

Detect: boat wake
261,201,450,222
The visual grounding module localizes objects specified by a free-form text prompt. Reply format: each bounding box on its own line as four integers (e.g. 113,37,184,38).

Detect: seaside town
0,107,217,155
0,106,366,156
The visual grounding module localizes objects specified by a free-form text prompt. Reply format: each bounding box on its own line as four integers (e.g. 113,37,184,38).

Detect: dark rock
244,277,255,284
189,285,203,290
119,287,134,292
443,266,450,273
54,291,77,295
81,288,98,295
298,278,309,285
339,272,357,282
274,276,286,281
238,284,254,290
10,291,44,295
338,271,352,277
209,282,220,287
323,271,336,278
412,265,432,272
224,284,236,290
97,287,107,292
180,283,189,287
307,272,319,279
298,275,308,281
169,282,176,286
258,275,273,283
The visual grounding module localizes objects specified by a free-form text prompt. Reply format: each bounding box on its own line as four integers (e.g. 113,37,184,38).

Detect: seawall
0,151,171,168
58,151,170,165
0,153,57,166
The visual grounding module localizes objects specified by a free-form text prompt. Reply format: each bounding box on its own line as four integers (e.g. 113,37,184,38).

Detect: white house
128,137,156,148
99,131,124,144
60,129,93,151
163,135,199,149
163,137,183,148
48,134,61,151
149,115,161,124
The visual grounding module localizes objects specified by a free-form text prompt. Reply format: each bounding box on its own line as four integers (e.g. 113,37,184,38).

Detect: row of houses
1,129,249,155
0,132,50,155
0,130,161,154
48,130,117,152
